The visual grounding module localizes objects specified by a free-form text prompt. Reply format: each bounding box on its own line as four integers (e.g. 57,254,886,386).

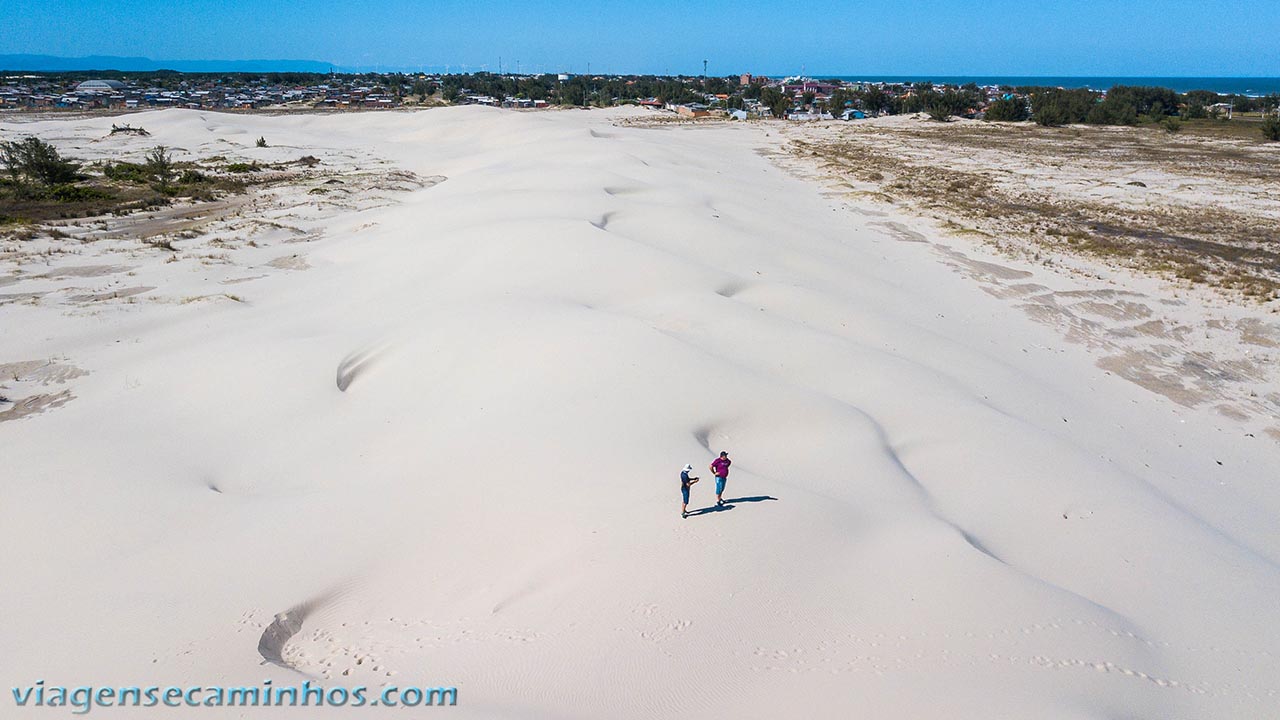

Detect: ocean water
820,76,1280,96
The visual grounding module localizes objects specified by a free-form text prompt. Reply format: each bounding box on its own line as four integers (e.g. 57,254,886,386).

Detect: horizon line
1,55,1278,79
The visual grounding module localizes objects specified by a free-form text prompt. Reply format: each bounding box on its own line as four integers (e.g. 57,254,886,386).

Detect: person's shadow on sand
686,495,778,517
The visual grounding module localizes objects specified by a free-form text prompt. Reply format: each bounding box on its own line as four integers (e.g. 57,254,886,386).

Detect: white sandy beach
3,106,1279,718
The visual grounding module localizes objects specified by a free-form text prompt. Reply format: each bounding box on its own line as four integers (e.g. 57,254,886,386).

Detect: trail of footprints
741,616,1277,701
272,615,542,681
237,607,1275,702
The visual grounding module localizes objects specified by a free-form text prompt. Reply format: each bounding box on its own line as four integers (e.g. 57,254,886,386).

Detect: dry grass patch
794,121,1280,301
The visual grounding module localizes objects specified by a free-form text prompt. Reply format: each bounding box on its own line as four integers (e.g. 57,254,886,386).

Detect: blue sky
5,0,1278,76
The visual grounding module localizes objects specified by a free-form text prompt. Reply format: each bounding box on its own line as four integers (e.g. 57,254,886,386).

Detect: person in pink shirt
709,451,731,506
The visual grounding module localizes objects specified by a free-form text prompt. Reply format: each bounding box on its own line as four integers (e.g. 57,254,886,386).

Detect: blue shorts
681,487,690,504
715,476,726,495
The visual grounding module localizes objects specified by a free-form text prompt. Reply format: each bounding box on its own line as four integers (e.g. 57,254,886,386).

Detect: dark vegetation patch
0,136,306,230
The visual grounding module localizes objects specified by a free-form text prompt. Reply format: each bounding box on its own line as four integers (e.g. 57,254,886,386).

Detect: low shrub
1263,114,1280,142
49,184,113,202
102,161,151,183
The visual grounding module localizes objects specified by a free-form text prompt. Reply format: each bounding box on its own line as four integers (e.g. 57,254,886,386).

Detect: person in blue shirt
680,464,700,518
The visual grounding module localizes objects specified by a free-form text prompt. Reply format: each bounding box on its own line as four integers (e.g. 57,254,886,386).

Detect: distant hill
0,54,336,73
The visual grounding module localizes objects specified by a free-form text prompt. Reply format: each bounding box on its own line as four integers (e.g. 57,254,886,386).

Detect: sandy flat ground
2,106,1279,718
776,115,1280,434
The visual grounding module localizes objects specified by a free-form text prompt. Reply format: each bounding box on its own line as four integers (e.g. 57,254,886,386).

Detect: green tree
1086,96,1139,125
0,136,80,185
518,77,548,101
1032,98,1070,126
559,79,587,106
386,73,406,97
826,89,853,116
0,141,20,182
759,86,792,118
1184,89,1221,107
1106,85,1181,117
984,96,1029,122
924,94,953,121
1230,94,1259,113
1262,113,1280,142
920,89,970,121
1031,88,1095,126
857,86,891,115
145,145,176,190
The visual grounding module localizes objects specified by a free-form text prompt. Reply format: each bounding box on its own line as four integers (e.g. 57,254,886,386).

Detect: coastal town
4,70,1275,124
0,73,404,111
0,70,920,115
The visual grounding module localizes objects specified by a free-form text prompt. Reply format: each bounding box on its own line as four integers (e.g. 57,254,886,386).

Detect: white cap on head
682,464,694,473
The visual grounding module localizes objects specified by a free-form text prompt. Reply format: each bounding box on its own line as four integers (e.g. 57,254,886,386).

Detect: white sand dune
2,107,1279,718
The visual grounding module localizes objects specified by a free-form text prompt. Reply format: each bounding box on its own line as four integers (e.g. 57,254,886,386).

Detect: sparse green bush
918,89,975,122
925,99,953,122
145,146,176,189
256,136,268,148
113,197,170,215
179,169,207,184
1263,113,1280,142
102,161,151,183
225,162,261,173
49,184,112,202
1162,116,1183,134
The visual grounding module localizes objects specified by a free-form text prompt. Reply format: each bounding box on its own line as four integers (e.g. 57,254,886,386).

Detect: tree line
982,85,1280,133
11,70,1279,139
